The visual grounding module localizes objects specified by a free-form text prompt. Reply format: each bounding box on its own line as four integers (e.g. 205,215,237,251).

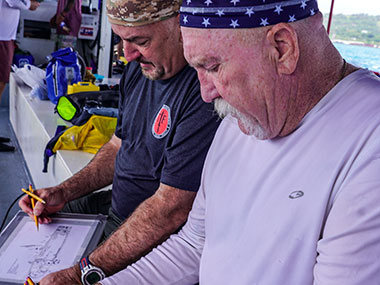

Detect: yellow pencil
29,185,39,231
26,277,35,285
21,188,46,204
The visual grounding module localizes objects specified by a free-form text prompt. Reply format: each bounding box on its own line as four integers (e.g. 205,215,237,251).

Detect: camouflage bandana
107,0,181,27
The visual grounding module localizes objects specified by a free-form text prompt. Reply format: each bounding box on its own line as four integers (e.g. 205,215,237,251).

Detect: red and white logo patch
152,104,171,139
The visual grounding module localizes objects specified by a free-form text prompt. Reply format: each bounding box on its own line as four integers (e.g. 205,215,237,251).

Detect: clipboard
0,211,107,284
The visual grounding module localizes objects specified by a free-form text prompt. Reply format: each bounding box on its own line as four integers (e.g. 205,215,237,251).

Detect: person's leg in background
0,40,14,103
0,82,6,101
0,40,15,152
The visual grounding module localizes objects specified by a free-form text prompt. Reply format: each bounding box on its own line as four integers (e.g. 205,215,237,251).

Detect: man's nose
198,71,219,103
123,42,141,62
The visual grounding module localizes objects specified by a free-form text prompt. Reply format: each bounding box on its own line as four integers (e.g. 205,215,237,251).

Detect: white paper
0,218,93,283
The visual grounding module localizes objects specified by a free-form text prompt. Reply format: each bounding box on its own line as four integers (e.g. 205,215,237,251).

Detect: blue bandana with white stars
180,0,319,29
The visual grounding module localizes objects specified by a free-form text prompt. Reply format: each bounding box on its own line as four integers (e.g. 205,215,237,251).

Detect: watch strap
79,257,91,272
79,256,106,284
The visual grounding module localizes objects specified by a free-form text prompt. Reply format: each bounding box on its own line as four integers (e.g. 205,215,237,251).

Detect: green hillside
323,14,380,46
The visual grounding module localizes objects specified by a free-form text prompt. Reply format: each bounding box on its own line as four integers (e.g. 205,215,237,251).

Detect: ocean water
334,43,380,73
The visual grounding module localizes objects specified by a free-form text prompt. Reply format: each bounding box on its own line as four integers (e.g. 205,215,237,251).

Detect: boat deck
0,85,32,230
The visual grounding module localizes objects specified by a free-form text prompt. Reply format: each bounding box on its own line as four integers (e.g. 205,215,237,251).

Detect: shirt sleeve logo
152,104,171,139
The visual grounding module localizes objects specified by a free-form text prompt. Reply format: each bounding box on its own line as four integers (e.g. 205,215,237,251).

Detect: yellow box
67,82,100,95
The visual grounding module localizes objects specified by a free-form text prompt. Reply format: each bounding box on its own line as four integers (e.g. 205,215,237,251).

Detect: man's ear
179,29,183,45
266,23,299,75
176,14,184,44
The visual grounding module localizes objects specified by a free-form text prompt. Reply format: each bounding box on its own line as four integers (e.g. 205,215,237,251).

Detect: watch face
87,271,101,284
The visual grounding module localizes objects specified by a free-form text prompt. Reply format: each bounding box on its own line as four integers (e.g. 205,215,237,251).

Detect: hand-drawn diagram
0,218,93,283
24,226,71,280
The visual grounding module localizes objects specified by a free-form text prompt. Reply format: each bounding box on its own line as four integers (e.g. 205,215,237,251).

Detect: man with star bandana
98,0,380,284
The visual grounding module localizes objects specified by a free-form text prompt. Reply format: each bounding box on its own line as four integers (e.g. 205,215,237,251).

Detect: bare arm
19,135,121,222
90,183,196,274
100,182,207,285
38,183,196,284
58,134,120,202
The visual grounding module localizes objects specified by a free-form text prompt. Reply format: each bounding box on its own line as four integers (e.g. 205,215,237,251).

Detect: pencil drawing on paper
8,225,72,280
0,214,100,283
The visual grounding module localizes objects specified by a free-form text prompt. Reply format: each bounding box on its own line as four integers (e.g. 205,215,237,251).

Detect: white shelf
9,74,95,189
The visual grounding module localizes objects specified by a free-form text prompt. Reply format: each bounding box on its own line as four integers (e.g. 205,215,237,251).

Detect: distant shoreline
332,39,380,49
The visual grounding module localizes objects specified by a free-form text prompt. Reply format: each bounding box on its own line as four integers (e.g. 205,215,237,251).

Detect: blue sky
318,0,380,15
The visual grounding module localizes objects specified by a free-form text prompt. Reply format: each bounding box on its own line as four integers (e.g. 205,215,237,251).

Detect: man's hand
39,264,82,285
55,12,66,27
19,135,120,224
18,186,66,224
29,0,40,11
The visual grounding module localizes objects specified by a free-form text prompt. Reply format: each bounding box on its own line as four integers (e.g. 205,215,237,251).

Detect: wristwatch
79,257,106,285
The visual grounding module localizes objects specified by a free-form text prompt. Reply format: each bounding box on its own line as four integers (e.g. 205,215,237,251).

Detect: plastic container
67,81,100,95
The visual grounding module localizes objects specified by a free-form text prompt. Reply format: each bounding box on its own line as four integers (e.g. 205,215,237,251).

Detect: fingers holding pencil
20,186,43,228
21,188,46,204
20,188,50,224
19,189,37,216
28,185,39,231
18,186,67,224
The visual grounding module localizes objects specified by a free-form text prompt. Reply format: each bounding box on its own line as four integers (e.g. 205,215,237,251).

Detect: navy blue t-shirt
112,61,220,220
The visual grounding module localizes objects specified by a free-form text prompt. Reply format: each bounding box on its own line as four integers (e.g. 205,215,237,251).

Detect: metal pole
327,0,335,35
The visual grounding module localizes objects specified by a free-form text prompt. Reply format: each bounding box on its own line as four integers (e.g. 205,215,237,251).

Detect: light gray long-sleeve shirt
101,69,380,284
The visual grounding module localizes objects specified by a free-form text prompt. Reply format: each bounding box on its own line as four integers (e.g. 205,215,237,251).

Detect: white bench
9,74,116,189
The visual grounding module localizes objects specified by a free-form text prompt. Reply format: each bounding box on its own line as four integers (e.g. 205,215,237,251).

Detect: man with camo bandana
19,1,220,284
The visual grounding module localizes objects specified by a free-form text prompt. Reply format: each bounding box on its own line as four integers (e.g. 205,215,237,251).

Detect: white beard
214,98,268,139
